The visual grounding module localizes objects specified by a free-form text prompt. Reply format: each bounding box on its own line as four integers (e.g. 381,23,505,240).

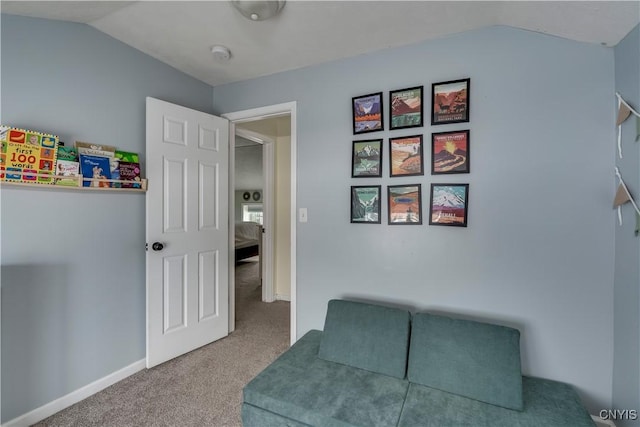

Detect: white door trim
223,101,297,345
236,128,270,145
233,127,276,304
228,123,236,333
262,138,275,303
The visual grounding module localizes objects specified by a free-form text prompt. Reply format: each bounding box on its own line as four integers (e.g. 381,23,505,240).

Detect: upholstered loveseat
242,299,595,427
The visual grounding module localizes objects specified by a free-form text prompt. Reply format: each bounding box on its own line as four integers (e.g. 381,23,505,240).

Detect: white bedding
235,222,261,248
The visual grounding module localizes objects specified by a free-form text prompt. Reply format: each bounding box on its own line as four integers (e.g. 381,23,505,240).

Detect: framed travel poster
352,92,384,135
388,184,422,225
389,135,423,177
429,184,469,227
352,139,383,177
431,130,470,174
351,185,381,224
431,78,470,125
390,86,423,130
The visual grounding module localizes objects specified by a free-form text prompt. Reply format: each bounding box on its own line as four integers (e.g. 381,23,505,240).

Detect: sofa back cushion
318,299,411,379
407,312,523,411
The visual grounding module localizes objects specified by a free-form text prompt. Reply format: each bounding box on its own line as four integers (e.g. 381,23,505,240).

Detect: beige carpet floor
34,259,290,427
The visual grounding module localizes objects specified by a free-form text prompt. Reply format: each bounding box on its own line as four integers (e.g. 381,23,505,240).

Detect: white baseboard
276,293,290,301
3,359,145,427
592,415,617,427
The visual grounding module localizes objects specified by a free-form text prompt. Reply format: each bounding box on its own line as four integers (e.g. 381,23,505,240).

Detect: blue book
79,154,111,187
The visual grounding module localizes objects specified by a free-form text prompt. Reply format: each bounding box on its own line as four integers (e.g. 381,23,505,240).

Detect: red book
118,161,141,188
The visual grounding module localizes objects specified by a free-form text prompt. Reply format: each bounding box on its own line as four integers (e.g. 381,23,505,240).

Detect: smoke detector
211,45,231,62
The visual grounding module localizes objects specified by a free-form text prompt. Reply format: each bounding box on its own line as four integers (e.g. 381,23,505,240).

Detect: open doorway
225,102,297,345
233,131,265,300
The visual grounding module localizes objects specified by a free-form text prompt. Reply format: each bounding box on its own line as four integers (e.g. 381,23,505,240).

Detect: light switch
299,208,308,223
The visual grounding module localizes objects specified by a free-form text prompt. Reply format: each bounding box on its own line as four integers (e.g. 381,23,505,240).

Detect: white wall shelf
1,174,148,193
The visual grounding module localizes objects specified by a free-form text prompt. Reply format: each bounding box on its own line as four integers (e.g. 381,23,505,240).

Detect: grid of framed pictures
350,78,471,227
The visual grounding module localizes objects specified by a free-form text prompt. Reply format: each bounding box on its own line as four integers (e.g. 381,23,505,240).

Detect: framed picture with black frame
429,183,469,227
389,135,423,177
352,92,384,135
352,139,383,177
388,184,422,225
351,185,382,224
389,86,423,130
431,130,470,175
431,78,470,125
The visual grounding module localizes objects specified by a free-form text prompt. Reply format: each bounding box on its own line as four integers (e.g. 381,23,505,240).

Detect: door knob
152,242,164,251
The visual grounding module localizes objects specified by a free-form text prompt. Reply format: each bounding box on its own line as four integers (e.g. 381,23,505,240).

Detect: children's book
57,146,78,162
55,160,80,186
115,150,140,163
110,157,121,188
1,125,59,184
75,141,116,158
118,161,141,188
1,138,6,179
79,154,111,188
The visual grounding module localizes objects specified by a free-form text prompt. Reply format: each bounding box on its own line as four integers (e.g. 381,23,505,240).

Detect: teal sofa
242,299,595,427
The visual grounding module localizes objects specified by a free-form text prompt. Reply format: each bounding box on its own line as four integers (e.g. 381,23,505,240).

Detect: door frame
223,101,297,345
234,127,276,304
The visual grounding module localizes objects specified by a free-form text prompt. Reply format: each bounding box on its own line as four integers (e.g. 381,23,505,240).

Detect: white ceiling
2,1,639,87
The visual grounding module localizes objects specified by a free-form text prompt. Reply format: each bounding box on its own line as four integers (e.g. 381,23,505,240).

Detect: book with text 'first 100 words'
1,126,59,184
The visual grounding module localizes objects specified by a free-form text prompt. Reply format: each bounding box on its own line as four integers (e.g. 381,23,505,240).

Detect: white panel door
146,97,229,368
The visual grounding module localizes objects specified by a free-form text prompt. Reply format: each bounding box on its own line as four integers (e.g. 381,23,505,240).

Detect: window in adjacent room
242,203,263,225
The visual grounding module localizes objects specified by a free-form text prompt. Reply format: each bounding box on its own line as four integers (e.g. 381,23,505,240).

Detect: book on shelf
115,150,140,163
79,154,112,188
55,160,80,186
0,139,4,180
75,141,116,158
1,125,59,184
57,146,79,162
110,157,121,188
118,161,141,188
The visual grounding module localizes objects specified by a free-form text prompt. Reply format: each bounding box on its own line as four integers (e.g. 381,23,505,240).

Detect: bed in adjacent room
235,221,262,270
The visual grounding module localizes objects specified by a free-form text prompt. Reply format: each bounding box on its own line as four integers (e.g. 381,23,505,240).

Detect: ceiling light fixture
231,0,286,21
211,45,231,62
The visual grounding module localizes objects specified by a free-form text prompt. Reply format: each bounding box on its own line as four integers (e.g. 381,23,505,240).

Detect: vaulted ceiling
2,1,639,87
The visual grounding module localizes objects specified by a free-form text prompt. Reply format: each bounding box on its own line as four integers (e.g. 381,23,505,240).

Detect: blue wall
213,26,615,412
1,14,627,422
0,14,213,422
613,24,640,427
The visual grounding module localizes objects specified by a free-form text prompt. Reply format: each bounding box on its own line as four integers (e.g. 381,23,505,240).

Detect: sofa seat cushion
318,299,411,379
397,377,595,427
408,312,523,410
243,330,409,427
242,403,311,427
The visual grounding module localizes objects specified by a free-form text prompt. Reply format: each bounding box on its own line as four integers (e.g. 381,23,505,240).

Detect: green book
57,146,78,162
115,150,139,163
